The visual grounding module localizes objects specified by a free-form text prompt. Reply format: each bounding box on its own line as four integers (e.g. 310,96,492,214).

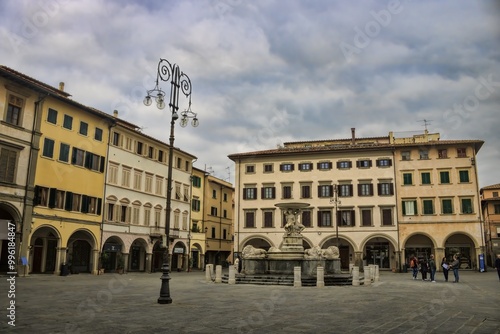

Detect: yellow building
25,76,114,275
480,183,500,266
190,167,208,269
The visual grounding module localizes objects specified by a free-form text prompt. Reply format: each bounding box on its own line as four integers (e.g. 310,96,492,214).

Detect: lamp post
144,58,198,304
330,184,341,247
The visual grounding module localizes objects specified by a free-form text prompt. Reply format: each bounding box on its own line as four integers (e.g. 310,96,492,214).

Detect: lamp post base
158,268,173,304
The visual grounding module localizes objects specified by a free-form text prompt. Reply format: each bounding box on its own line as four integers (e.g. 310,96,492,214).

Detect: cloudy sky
1,0,499,187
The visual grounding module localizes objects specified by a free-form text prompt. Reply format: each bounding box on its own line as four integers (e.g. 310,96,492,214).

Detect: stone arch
101,236,125,272
443,232,478,269
128,237,149,272
321,236,357,270
67,229,98,274
240,235,274,251
171,240,186,271
190,242,203,270
0,201,22,222
29,225,61,274
362,235,398,270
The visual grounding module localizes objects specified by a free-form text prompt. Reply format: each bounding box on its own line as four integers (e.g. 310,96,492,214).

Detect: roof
228,139,484,160
481,183,500,190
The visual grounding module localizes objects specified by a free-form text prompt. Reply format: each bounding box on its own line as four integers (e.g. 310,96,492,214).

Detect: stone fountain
241,202,341,277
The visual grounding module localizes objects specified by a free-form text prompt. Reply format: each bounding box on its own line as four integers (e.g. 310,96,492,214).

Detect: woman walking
441,256,449,282
450,254,460,283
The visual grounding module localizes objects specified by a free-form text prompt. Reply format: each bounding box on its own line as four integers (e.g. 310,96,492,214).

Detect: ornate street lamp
144,58,198,304
330,184,341,247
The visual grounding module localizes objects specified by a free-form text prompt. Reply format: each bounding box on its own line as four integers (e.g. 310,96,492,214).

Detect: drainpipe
472,148,485,271
392,147,402,272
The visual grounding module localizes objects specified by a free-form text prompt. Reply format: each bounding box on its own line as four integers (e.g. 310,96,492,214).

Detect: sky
1,0,499,187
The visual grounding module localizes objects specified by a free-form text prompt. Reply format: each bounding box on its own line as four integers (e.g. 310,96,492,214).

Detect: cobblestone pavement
1,269,499,333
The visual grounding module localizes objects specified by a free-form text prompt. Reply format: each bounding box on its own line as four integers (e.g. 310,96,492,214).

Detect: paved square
1,270,499,333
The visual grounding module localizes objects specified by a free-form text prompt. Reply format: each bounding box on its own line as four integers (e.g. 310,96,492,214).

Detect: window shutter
316,162,321,169
279,164,284,171
97,198,102,215
48,188,56,208
272,187,276,199
99,156,105,173
388,159,392,166
402,202,406,215
317,211,321,227
336,161,341,168
356,161,360,167
413,200,418,215
351,210,355,226
349,184,353,196
357,184,362,195
329,162,333,169
243,190,247,200
65,192,73,211
376,160,380,167
84,152,92,169
336,211,341,226
329,185,333,196
33,186,40,205
81,195,88,213
317,186,321,197
309,163,313,170
348,161,352,168
71,147,77,164
261,188,265,199
389,183,394,195
369,184,374,196
377,184,381,195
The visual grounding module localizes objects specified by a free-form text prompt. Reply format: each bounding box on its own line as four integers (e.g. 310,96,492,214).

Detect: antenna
418,119,432,132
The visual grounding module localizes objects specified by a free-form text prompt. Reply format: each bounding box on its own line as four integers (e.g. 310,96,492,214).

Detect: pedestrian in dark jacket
420,259,429,281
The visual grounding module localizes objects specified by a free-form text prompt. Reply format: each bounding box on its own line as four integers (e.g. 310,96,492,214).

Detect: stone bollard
205,264,213,282
349,263,354,274
215,265,222,283
352,266,360,286
364,266,372,286
294,266,302,287
317,266,325,288
369,265,375,281
374,265,380,282
228,266,236,284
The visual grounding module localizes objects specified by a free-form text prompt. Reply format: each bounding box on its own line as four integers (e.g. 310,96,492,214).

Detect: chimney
351,128,355,145
59,82,65,91
113,110,118,118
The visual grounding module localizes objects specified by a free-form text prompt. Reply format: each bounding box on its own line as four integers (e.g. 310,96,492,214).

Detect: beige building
480,183,500,266
229,129,484,271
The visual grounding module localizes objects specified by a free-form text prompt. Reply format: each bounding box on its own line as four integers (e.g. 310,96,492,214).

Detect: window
494,204,500,214
211,227,216,238
403,173,413,185
282,185,292,199
155,177,163,195
133,171,142,190
212,189,217,199
59,143,70,162
210,207,217,216
94,128,103,141
120,204,130,223
108,164,118,184
301,185,311,199
262,186,276,199
338,210,354,226
440,171,450,184
438,149,447,159
158,150,164,162
423,199,434,215
47,108,57,124
441,199,453,214
0,147,18,183
461,198,473,214
263,211,273,228
339,184,352,197
154,208,161,228
245,211,255,228
361,209,372,226
318,185,333,197
401,151,411,161
79,122,88,136
106,203,116,221
122,168,131,187
356,160,372,168
5,94,24,126
243,187,257,200
457,148,467,158
223,193,228,202
376,159,392,167
280,163,294,171
112,132,120,146
192,176,201,187
493,191,498,198
246,165,255,173
317,210,332,227
358,184,373,196
377,183,394,196
192,198,201,211
83,152,103,172
136,141,143,155
381,208,393,226
184,185,189,202
42,138,55,158
421,172,431,185
299,163,312,171
302,211,311,227
71,193,81,211
402,200,417,216
144,207,151,226
177,157,181,168
459,170,469,183
419,150,429,160
337,161,352,169
264,164,273,172
145,174,153,192
82,196,99,215
63,114,73,130
132,206,140,224
317,161,332,170
34,186,49,206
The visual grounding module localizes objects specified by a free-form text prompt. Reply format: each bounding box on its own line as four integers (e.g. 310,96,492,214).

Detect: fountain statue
241,202,341,276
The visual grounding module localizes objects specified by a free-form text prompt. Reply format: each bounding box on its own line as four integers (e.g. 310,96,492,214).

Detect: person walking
410,255,419,280
441,256,449,282
495,254,500,281
420,258,428,281
450,254,460,283
429,254,437,282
